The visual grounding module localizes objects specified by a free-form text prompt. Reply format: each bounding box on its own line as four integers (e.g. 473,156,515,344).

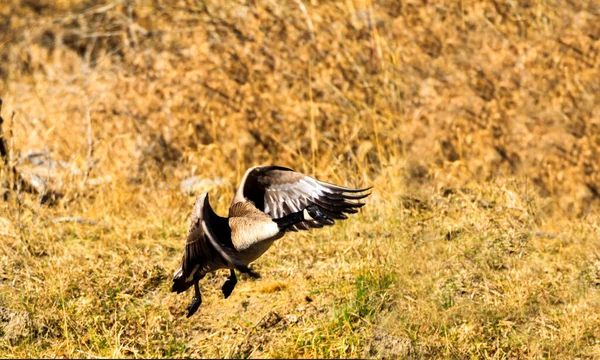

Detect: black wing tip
308,221,325,228
313,198,366,215
356,185,374,193
320,181,374,194
172,277,193,294
346,185,374,193
338,192,372,200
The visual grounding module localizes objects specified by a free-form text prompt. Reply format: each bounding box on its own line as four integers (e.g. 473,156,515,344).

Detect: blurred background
1,0,599,214
1,0,599,358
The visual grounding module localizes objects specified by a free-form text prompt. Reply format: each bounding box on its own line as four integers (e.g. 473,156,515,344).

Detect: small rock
284,314,298,324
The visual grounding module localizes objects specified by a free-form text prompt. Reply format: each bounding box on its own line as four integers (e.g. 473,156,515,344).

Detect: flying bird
171,165,371,318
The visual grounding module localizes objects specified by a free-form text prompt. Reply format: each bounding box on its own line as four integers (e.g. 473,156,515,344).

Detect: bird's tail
171,266,194,294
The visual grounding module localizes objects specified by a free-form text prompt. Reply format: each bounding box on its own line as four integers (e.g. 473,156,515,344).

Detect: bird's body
228,201,282,254
171,165,371,317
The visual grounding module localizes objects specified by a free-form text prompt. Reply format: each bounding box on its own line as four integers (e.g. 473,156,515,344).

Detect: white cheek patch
303,208,314,221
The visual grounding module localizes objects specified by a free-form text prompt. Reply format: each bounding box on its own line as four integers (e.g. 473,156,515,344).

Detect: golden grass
1,0,600,358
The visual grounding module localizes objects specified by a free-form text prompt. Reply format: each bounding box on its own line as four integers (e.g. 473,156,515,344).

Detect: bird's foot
186,296,202,318
222,279,236,299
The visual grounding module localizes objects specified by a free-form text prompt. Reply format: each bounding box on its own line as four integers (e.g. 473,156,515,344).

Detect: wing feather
237,166,371,232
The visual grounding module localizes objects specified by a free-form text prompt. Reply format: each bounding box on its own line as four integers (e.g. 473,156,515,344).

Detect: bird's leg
221,269,238,299
186,281,202,318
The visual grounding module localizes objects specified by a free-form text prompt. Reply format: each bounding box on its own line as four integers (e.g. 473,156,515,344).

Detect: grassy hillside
1,0,599,357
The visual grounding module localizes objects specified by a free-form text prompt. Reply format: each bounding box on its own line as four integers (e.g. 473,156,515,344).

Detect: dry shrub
0,0,597,213
1,0,600,358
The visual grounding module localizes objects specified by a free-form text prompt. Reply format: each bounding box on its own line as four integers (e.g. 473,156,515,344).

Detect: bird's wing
182,194,259,279
235,166,371,232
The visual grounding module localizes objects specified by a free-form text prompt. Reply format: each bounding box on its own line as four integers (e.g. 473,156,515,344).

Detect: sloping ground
1,0,599,358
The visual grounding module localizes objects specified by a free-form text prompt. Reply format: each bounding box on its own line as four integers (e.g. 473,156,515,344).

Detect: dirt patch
364,327,413,359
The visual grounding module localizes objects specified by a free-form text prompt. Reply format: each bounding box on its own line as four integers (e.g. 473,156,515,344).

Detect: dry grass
1,0,600,358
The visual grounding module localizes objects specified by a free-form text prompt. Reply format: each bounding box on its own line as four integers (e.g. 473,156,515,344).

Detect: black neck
273,211,304,231
211,214,234,248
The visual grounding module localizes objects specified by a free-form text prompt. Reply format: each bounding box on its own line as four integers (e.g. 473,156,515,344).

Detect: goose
171,165,372,318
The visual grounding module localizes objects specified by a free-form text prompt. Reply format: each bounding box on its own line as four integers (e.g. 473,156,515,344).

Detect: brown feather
232,166,371,232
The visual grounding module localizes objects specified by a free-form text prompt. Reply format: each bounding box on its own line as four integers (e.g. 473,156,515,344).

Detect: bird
171,165,372,318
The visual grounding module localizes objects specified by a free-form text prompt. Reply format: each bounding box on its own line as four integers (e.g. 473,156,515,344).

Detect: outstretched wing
233,166,371,232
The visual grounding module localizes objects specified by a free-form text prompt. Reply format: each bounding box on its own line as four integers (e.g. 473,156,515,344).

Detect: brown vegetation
1,0,599,358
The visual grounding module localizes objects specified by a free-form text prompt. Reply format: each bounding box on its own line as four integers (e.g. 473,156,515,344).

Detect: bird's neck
273,210,306,231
